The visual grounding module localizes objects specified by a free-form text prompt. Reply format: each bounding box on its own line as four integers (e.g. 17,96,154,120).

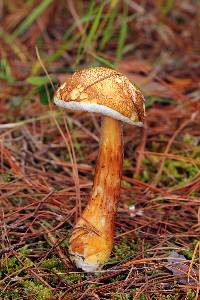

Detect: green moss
0,288,20,299
181,248,194,260
139,158,157,182
123,159,131,168
112,293,132,300
0,246,34,281
186,289,196,300
107,237,138,265
0,170,13,182
163,160,198,187
138,145,200,187
23,257,34,267
139,295,147,300
1,256,21,277
41,257,64,270
85,283,99,289
143,242,152,257
23,280,52,300
64,272,84,284
115,238,137,260
140,169,150,182
109,273,127,283
156,294,179,300
181,240,199,260
19,245,33,255
182,133,197,146
121,179,132,187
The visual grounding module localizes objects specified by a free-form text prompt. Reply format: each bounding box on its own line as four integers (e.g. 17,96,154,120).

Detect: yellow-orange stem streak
69,116,123,272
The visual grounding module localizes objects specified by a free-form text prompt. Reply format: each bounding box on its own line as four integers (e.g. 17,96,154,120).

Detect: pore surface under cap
54,97,143,126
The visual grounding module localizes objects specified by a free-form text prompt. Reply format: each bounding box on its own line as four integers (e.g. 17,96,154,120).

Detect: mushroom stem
69,116,123,272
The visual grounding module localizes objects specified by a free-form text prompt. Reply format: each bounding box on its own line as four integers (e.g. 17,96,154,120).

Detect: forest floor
0,1,200,299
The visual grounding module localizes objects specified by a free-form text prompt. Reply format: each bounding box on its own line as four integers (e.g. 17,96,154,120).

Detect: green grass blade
115,3,128,64
85,1,106,49
95,55,115,68
26,75,52,86
75,0,96,65
160,0,174,16
13,0,53,37
0,58,15,83
99,5,118,50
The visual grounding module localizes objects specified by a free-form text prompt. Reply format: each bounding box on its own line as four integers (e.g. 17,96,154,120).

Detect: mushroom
54,67,145,272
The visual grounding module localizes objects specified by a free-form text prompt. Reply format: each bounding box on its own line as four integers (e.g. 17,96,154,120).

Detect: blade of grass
99,3,119,50
85,1,106,49
95,55,115,68
115,2,128,65
0,58,15,84
13,0,53,37
50,12,101,64
26,75,52,86
160,0,174,16
75,0,96,65
0,29,26,62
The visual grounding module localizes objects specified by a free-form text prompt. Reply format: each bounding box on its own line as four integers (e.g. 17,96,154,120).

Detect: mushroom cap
54,67,145,126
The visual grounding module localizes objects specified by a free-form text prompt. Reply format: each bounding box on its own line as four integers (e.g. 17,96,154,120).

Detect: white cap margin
54,97,143,127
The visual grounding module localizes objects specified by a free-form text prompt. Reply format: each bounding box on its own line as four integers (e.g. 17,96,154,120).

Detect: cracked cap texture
54,67,145,125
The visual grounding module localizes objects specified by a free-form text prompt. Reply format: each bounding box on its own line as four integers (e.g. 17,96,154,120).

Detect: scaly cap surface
54,67,145,126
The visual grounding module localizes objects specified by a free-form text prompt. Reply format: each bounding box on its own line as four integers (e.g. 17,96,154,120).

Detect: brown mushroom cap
54,67,145,126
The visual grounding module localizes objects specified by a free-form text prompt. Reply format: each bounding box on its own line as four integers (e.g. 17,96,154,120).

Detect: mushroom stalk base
69,116,123,272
